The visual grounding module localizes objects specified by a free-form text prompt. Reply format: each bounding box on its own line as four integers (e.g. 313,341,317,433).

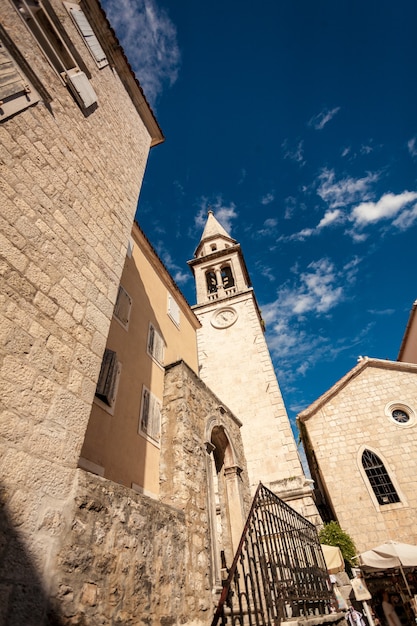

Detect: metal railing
211,483,332,626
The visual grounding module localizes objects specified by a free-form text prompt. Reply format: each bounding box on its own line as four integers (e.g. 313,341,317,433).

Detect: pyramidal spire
200,210,232,242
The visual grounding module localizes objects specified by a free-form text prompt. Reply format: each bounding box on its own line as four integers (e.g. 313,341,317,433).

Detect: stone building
298,356,417,553
188,211,319,524
0,0,329,622
0,0,164,621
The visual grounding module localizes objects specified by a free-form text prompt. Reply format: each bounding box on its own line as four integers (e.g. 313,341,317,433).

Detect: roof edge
297,357,417,422
398,300,417,361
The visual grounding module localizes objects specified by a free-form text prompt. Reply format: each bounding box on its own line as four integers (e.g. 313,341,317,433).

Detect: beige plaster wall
80,222,200,496
302,362,417,552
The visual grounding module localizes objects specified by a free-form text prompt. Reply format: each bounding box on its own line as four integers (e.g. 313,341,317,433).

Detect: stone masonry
0,0,161,620
299,358,417,553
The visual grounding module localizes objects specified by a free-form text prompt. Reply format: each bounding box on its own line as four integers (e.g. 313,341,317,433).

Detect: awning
321,544,345,573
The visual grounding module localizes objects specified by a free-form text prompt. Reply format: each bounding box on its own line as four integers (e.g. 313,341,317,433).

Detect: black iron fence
211,483,332,625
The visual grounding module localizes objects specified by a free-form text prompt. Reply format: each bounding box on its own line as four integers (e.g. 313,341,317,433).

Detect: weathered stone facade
0,0,162,621
298,358,417,553
6,360,250,625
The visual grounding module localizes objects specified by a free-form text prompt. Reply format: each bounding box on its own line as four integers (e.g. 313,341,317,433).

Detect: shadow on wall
0,486,64,626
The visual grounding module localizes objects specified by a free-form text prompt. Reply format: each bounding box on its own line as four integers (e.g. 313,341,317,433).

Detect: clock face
211,308,238,328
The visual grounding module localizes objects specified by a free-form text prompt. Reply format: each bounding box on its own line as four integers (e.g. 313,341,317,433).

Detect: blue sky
102,0,417,430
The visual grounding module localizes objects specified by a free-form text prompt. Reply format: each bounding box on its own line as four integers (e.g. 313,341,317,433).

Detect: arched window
206,271,217,293
362,449,400,505
221,265,235,288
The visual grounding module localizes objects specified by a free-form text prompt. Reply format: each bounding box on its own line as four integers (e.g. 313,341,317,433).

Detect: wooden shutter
140,387,161,443
148,324,164,364
114,286,132,327
168,294,180,326
95,349,118,406
68,4,108,68
0,41,28,100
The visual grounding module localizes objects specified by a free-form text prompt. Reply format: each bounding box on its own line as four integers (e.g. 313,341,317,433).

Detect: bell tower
188,211,319,522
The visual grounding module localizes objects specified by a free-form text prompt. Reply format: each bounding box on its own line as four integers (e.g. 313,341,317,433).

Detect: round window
391,409,410,424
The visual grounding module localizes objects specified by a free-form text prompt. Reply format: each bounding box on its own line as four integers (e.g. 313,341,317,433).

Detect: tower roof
200,210,234,242
194,210,237,258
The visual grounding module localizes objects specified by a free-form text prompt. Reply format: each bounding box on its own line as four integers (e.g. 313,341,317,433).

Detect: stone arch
220,264,235,289
205,416,245,590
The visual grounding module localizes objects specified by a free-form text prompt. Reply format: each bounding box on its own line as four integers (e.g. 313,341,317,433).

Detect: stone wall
161,360,252,597
50,470,189,626
300,359,417,552
0,0,155,619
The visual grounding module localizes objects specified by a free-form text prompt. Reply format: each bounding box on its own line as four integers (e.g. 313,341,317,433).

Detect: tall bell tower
188,211,319,521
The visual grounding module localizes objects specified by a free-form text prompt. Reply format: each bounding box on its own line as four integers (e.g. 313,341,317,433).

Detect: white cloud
194,197,238,233
317,168,379,208
101,0,180,106
155,245,190,285
408,137,417,158
351,191,417,227
392,202,417,230
261,192,275,205
282,139,305,165
341,147,351,158
308,107,340,130
316,208,343,229
260,256,365,386
262,258,345,322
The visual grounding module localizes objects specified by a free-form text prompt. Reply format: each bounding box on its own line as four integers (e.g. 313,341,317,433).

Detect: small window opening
221,266,235,288
206,271,217,293
211,244,217,251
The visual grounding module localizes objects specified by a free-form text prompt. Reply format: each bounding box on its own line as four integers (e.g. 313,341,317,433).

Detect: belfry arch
205,419,245,589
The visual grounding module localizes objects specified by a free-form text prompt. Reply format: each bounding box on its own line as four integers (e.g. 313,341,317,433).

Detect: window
64,3,108,68
139,386,161,444
168,293,180,326
95,348,120,408
0,36,40,121
206,271,217,293
362,449,400,505
12,0,97,109
221,265,235,288
113,285,131,328
147,323,164,365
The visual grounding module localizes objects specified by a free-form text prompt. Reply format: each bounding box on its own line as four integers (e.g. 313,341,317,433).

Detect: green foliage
319,521,357,566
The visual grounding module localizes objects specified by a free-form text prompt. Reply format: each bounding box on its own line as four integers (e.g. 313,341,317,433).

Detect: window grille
362,449,400,505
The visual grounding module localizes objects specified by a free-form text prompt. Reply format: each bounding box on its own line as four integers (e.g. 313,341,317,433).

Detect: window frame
64,2,108,69
168,293,180,327
0,35,40,120
138,385,162,446
11,0,97,109
147,322,165,366
94,348,121,413
357,446,406,511
113,285,132,329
